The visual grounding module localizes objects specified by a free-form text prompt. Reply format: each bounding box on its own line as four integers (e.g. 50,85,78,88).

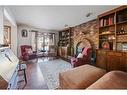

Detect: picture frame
4,26,11,47
21,29,28,37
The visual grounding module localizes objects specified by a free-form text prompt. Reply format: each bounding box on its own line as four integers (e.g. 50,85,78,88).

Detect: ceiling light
86,13,93,17
64,24,68,27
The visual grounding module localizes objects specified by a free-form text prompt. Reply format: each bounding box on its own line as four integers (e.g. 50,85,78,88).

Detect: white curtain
31,31,37,51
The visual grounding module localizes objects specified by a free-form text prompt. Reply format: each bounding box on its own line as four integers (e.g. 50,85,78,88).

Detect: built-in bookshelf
98,6,127,50
58,28,73,47
58,27,74,59
99,14,115,28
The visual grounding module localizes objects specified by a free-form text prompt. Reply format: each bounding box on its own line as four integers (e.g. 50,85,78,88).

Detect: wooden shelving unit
116,20,127,25
99,24,115,28
58,28,73,47
58,27,74,59
98,6,127,50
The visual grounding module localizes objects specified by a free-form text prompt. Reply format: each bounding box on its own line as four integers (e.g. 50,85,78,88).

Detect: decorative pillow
25,48,33,54
82,48,88,56
77,53,83,58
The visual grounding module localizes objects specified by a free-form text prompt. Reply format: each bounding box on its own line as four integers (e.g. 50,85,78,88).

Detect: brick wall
117,35,127,42
71,19,99,54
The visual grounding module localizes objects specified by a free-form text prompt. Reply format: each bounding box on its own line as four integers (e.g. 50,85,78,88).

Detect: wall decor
21,29,28,37
4,26,11,47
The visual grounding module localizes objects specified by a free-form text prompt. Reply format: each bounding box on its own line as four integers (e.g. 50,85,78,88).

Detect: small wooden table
17,64,27,86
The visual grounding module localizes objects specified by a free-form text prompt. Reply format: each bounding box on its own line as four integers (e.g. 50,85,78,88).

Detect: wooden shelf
99,24,115,28
116,41,127,43
116,20,127,25
117,33,127,35
99,33,115,36
99,39,114,41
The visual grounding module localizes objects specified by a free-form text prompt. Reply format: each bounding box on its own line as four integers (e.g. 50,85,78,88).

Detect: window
37,33,55,52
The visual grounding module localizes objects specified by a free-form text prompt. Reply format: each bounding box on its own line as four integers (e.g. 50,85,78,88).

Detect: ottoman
59,64,106,89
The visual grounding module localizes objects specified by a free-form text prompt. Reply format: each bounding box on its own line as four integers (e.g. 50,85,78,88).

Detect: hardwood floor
22,57,56,89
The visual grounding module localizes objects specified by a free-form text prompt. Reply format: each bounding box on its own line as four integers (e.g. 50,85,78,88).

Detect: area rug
38,59,72,89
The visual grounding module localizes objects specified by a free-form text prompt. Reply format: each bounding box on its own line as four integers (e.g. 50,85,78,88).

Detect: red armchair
21,45,37,61
71,48,92,67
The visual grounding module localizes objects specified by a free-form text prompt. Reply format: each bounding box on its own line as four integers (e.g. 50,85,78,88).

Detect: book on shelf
99,19,104,27
99,19,105,26
99,16,114,27
109,17,114,25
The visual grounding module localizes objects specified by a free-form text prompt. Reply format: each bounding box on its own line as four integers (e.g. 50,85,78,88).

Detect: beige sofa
59,64,106,89
87,71,127,89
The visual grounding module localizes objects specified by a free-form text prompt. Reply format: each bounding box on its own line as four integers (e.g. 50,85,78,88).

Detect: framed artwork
4,26,11,47
21,29,28,37
102,41,110,50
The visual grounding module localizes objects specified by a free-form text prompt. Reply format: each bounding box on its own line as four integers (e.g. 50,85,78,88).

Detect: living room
1,4,127,93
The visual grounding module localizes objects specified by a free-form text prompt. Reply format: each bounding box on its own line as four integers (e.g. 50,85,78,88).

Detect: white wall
3,7,18,56
17,24,59,57
0,7,4,44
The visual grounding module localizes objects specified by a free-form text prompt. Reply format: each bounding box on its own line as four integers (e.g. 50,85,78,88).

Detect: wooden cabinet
96,49,127,72
96,50,107,69
106,51,125,71
123,53,127,72
58,47,68,58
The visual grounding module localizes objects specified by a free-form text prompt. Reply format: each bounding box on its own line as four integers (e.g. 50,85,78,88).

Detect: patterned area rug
38,59,72,89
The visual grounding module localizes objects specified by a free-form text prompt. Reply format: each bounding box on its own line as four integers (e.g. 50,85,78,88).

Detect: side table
17,63,27,89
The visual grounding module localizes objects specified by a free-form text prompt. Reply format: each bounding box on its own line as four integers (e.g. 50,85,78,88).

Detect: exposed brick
72,19,99,54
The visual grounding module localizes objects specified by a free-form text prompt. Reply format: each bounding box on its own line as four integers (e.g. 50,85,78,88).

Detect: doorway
37,32,56,56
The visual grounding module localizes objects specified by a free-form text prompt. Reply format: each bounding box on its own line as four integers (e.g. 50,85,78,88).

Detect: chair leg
23,69,27,84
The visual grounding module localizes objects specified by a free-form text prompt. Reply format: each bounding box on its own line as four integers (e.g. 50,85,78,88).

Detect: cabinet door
58,47,61,56
123,53,127,72
96,50,107,70
107,51,124,71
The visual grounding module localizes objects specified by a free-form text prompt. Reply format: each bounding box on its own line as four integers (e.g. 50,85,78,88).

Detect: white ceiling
8,6,118,31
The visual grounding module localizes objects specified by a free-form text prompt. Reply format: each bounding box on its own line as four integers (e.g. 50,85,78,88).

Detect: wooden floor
23,57,56,89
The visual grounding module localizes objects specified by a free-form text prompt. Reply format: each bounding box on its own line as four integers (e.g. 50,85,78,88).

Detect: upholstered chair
20,45,37,61
71,48,92,67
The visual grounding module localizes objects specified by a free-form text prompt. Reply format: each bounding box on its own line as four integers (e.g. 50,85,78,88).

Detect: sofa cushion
87,71,127,89
59,64,106,89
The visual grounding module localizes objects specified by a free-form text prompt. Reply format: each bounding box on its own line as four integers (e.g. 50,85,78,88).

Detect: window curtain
31,31,37,51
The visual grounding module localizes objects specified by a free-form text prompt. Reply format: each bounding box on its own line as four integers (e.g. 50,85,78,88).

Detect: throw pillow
25,48,33,54
77,53,83,58
82,48,88,55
